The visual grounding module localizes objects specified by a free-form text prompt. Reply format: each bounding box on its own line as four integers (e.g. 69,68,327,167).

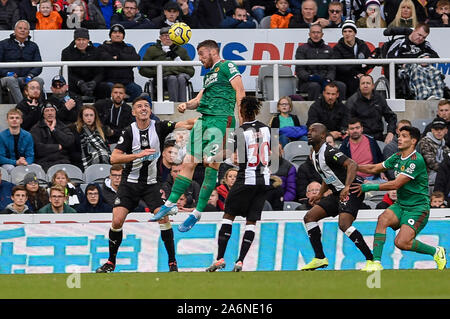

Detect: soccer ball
168,22,192,45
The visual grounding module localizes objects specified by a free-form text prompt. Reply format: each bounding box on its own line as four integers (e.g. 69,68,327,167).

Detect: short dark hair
197,40,219,51
132,96,150,106
112,83,126,91
348,117,362,126
12,185,27,197
399,126,421,145
415,23,430,34
324,82,339,92
163,139,177,150
360,74,373,83
241,96,261,120
431,190,445,199
110,164,123,173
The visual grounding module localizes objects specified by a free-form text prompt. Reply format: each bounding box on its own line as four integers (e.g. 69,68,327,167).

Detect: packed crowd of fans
0,0,449,214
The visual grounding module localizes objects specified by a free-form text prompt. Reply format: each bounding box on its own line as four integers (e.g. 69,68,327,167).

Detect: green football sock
167,175,192,204
373,233,386,261
411,239,436,256
196,167,218,212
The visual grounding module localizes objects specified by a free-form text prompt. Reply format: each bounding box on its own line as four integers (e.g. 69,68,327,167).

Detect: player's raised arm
177,89,204,113
357,162,387,175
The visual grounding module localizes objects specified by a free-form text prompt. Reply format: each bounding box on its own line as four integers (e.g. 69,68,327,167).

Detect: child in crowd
1,186,32,214
430,191,447,208
270,0,293,28
428,0,450,27
36,0,63,30
269,96,304,147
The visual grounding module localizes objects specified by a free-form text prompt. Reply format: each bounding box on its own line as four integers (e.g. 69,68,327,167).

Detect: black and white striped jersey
311,142,351,194
116,120,176,185
234,120,271,186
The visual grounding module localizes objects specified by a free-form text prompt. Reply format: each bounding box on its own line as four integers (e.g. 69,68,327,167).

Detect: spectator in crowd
0,20,44,104
49,169,85,209
315,1,345,28
326,132,337,147
342,0,366,22
75,105,111,170
18,0,38,29
268,96,303,147
0,108,35,173
266,174,284,210
101,164,123,206
356,0,386,28
216,167,238,211
175,193,195,212
65,1,100,29
1,185,32,214
23,171,49,212
162,162,200,207
38,184,77,213
138,0,167,20
297,181,321,210
177,0,195,17
61,28,110,99
430,190,447,208
248,0,276,23
346,74,397,144
296,152,322,201
151,1,194,28
76,183,112,213
384,0,428,25
333,20,371,99
388,0,419,28
97,24,142,102
422,99,450,147
95,83,134,145
0,169,14,210
375,189,397,209
398,53,446,100
383,119,412,180
158,139,180,183
203,188,220,211
294,24,346,101
339,117,385,181
289,0,318,28
221,6,257,28
169,128,189,162
46,75,82,125
88,0,116,29
428,0,449,27
31,102,75,171
0,0,20,30
417,117,450,186
36,0,63,29
139,26,195,102
272,145,297,202
306,82,349,141
110,0,155,29
15,80,44,131
434,152,450,203
270,0,293,28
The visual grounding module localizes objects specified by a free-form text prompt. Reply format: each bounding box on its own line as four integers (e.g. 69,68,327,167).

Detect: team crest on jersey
114,197,120,205
118,136,124,144
214,67,220,72
401,165,405,171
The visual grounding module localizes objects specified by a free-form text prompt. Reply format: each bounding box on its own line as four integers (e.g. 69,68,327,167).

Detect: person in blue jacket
0,108,35,173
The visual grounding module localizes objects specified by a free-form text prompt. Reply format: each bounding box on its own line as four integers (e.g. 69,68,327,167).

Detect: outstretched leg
338,212,373,261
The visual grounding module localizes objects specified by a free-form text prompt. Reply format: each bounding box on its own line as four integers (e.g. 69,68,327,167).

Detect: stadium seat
84,164,111,184
47,164,85,184
363,200,378,209
377,140,386,152
256,65,297,100
283,201,301,211
263,200,273,211
79,183,88,193
411,118,432,133
365,190,386,203
10,165,47,185
143,78,194,101
259,16,271,29
0,167,11,182
283,141,310,167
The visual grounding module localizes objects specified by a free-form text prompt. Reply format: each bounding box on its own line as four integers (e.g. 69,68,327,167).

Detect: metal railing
1,58,449,101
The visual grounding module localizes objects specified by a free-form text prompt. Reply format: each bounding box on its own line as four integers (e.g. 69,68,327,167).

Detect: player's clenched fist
177,103,187,113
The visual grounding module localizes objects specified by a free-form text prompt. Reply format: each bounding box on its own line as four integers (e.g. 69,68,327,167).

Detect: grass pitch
0,269,448,299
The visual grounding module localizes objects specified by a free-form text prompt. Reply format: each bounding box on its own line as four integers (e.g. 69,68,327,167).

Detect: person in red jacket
216,168,238,211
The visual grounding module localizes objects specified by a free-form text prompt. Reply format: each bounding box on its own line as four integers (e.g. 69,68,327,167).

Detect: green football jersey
382,151,430,207
197,60,241,116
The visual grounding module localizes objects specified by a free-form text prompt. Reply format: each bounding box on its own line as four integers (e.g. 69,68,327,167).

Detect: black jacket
76,183,112,213
296,157,322,200
333,37,371,81
434,152,450,203
288,14,317,28
46,94,82,125
16,98,44,131
110,11,156,29
97,40,140,85
18,0,38,29
30,119,75,171
0,0,20,30
269,113,301,128
0,34,42,78
94,99,134,144
295,39,335,84
346,90,397,141
306,96,349,133
61,40,105,89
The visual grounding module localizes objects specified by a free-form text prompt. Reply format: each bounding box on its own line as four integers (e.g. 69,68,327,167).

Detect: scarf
426,131,446,164
80,125,111,170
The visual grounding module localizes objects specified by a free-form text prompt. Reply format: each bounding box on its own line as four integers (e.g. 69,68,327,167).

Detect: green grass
0,269,448,299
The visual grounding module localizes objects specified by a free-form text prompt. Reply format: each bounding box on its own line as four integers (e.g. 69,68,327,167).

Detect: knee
303,212,315,224
377,214,390,228
394,236,412,250
111,215,125,229
338,222,352,233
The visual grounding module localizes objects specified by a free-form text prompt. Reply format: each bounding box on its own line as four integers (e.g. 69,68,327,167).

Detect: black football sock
217,221,232,260
305,222,326,259
161,227,176,263
108,228,123,265
237,225,256,263
345,226,374,260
